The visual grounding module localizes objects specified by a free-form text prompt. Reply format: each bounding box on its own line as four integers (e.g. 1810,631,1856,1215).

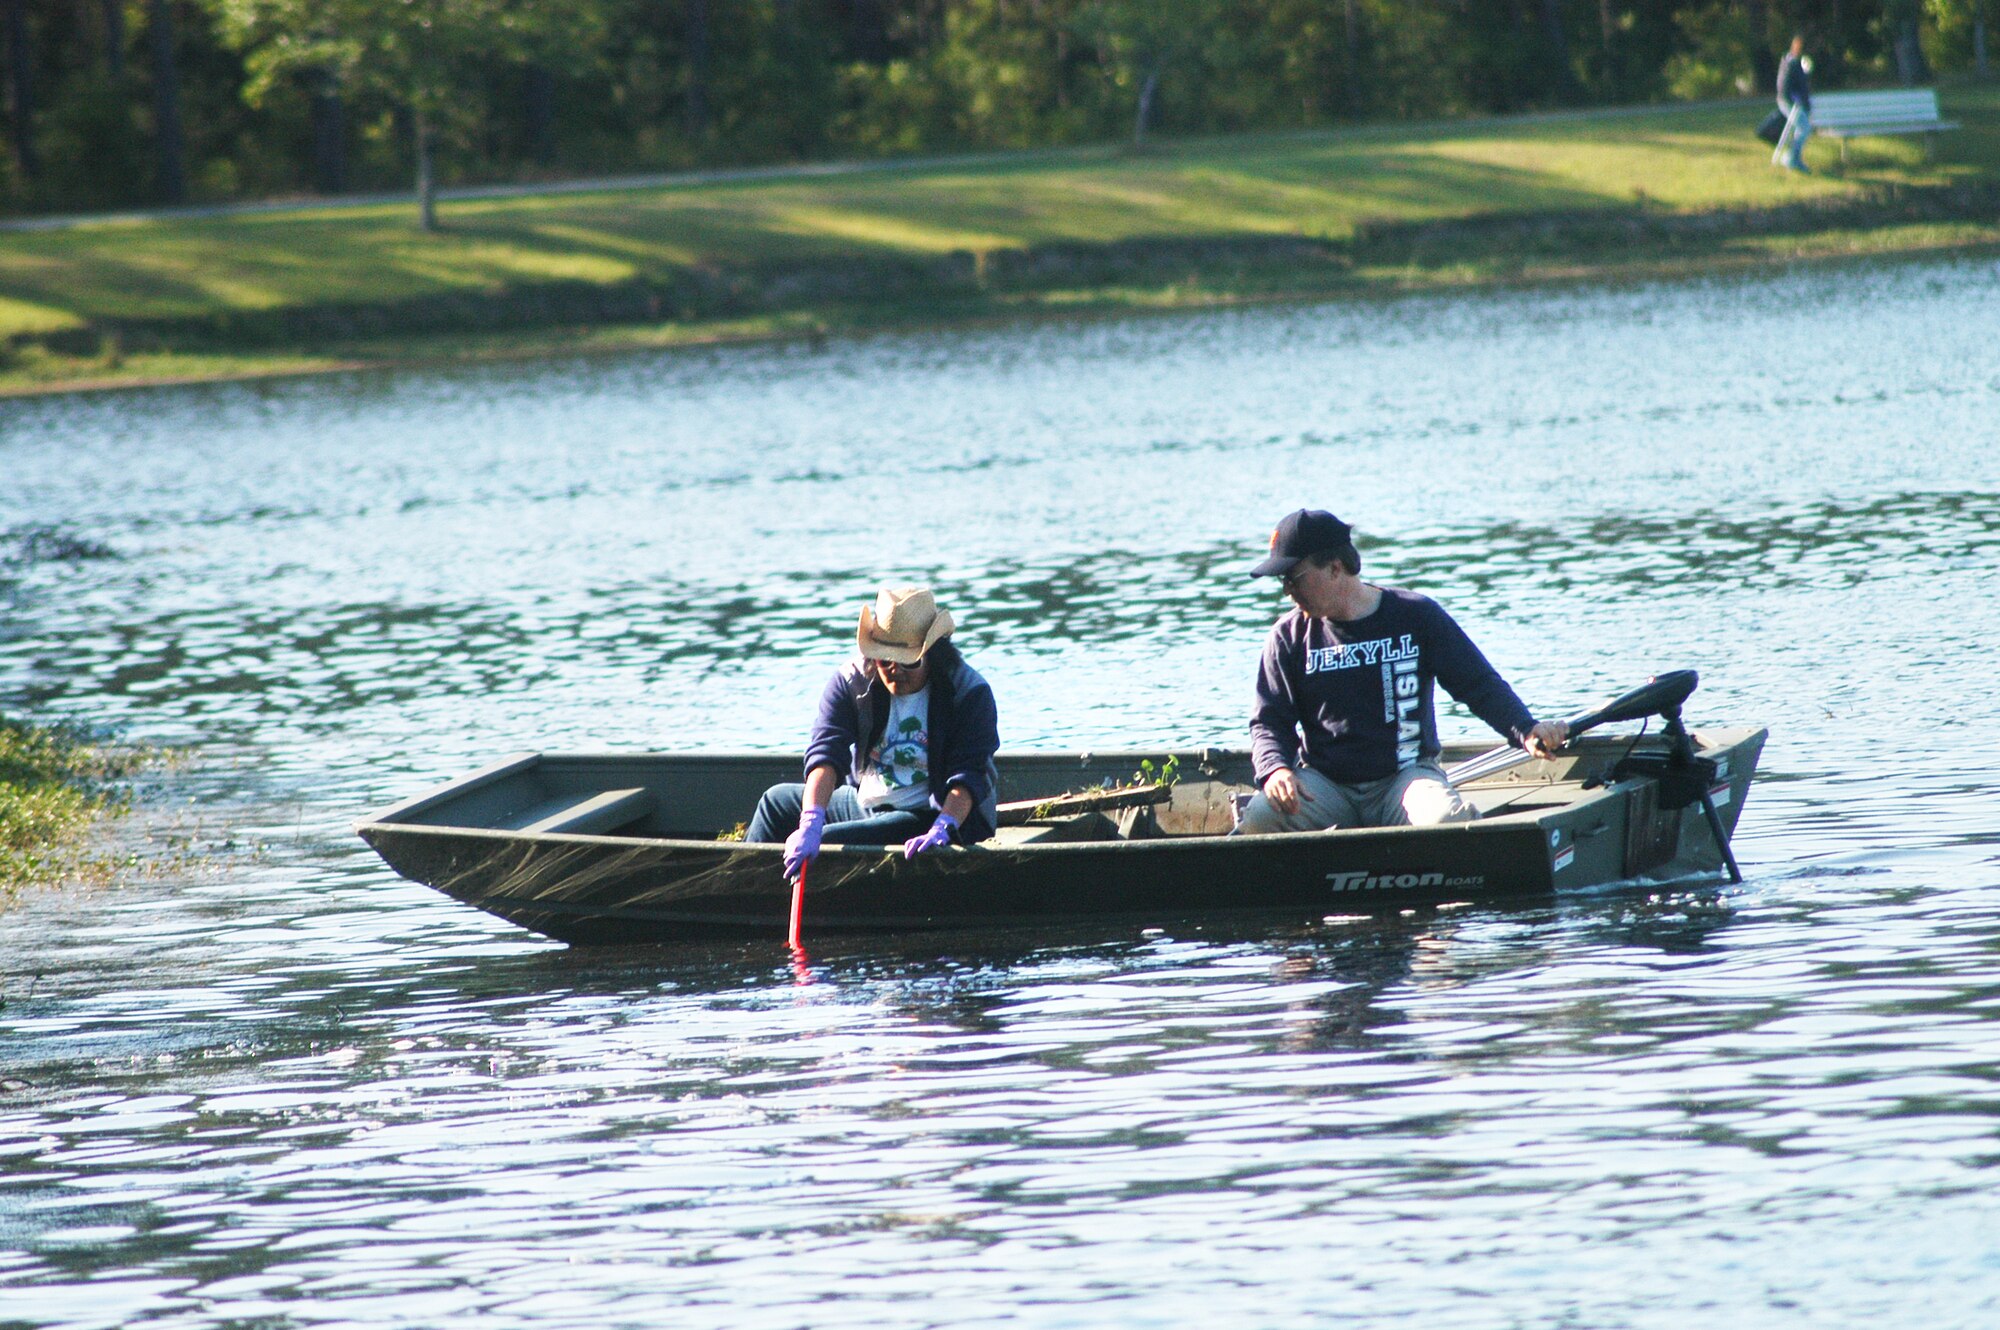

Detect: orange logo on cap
1268,528,1281,551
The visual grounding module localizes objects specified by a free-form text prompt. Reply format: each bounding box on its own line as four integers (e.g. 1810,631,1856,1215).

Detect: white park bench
1810,88,1960,161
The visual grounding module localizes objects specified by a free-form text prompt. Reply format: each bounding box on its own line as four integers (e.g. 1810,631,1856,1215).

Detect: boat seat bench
992,811,1121,846
498,786,656,836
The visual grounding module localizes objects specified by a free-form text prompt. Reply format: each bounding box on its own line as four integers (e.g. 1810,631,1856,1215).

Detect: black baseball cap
1250,509,1353,577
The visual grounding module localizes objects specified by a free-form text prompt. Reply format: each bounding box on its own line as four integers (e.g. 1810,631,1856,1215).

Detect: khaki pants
1236,761,1474,834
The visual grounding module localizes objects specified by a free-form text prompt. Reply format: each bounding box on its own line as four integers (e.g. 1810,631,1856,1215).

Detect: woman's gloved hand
784,806,827,880
902,810,958,859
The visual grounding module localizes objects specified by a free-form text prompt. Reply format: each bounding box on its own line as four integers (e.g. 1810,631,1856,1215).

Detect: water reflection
7,863,1996,1329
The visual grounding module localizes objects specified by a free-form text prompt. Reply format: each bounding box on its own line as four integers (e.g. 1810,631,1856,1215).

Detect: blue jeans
1774,104,1810,169
746,783,933,846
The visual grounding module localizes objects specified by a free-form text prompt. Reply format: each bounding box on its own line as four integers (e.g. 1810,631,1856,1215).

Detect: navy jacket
1251,589,1537,786
802,646,1001,842
1777,53,1811,113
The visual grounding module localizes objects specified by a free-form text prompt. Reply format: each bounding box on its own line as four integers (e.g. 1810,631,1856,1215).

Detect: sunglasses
875,657,923,675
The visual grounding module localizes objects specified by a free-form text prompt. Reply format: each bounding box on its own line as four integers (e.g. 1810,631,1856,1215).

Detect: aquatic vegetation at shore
0,717,149,899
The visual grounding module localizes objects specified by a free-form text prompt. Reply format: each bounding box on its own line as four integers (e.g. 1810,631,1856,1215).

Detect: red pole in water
787,861,807,948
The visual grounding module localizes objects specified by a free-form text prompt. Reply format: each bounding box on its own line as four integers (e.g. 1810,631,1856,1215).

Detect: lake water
3,255,1999,1328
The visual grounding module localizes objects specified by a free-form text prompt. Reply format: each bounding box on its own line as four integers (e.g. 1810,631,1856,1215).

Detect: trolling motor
1598,673,1743,885
1447,669,1742,884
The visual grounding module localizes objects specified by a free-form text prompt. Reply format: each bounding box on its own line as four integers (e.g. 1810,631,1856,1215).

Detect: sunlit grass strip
0,717,143,898
3,89,1994,340
0,85,1993,395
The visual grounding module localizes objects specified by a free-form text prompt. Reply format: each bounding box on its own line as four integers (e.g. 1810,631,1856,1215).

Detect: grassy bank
4,88,1997,394
0,717,142,899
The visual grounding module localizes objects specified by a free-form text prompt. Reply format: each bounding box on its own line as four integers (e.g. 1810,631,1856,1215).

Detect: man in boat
747,585,1000,878
1236,509,1567,835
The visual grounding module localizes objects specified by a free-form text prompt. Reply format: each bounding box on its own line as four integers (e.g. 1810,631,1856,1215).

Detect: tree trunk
310,75,346,194
1743,0,1776,94
1343,0,1363,111
523,64,556,166
3,0,36,181
1598,0,1616,92
1054,24,1070,112
684,0,710,139
1892,17,1930,84
102,0,126,79
1133,61,1161,146
148,0,185,203
1977,15,1989,75
414,106,438,231
843,0,891,61
1537,0,1578,100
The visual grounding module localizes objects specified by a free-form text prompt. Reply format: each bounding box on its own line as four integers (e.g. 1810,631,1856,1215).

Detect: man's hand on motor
903,810,958,859
1522,721,1569,759
784,806,827,880
1262,767,1313,816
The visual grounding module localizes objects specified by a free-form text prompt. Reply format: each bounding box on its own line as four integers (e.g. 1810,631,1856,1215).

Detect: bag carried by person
1756,110,1787,144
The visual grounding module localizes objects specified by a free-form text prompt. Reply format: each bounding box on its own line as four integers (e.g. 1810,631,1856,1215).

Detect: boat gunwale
355,809,1567,855
353,729,1764,859
352,781,1627,858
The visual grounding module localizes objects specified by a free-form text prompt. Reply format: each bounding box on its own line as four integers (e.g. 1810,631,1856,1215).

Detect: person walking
1774,35,1813,173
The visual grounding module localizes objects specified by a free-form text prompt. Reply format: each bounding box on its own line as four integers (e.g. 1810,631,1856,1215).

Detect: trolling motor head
1590,670,1712,810
1564,669,1698,738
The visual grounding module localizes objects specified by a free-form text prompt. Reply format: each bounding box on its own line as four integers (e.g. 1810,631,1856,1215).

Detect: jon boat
357,672,1763,946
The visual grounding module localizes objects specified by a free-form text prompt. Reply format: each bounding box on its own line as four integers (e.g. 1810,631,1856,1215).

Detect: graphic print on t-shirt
857,688,932,811
1303,633,1423,769
1302,633,1419,674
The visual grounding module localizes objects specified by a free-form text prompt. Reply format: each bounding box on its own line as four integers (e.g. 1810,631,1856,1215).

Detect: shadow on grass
0,148,1822,331
1,128,1996,362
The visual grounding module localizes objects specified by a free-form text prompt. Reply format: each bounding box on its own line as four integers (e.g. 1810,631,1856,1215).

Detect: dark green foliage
0,0,1983,216
34,72,148,208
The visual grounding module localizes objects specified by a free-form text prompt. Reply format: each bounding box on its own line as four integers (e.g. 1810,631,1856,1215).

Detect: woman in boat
746,585,1000,879
1237,509,1567,834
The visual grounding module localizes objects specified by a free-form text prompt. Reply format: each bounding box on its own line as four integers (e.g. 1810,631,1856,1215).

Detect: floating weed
0,716,176,903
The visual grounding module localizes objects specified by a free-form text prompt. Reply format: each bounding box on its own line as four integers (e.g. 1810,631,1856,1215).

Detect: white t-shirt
856,686,933,812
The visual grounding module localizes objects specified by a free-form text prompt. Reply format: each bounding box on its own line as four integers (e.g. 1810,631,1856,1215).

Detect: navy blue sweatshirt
802,647,1001,842
1777,53,1811,113
1251,588,1538,786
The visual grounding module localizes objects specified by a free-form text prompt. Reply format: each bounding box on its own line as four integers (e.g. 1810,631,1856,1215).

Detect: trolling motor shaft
1658,707,1744,885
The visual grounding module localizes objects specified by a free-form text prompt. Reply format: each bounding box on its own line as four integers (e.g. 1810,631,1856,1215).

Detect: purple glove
784,806,827,880
903,810,959,860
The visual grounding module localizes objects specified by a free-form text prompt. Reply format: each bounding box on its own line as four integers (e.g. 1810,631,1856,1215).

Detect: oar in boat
1445,669,1741,884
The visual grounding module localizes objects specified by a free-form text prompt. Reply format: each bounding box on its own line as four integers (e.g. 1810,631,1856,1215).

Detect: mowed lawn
2,88,1996,343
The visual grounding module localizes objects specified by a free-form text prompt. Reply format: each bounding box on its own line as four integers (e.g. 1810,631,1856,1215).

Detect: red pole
787,860,807,948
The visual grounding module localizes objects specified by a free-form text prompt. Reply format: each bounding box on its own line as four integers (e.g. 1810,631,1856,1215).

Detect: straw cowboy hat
857,586,955,665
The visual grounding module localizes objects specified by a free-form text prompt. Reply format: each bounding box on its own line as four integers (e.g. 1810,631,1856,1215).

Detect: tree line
2,0,1991,223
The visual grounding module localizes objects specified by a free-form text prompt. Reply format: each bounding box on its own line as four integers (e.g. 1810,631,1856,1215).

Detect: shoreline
4,83,1993,400
5,210,1996,399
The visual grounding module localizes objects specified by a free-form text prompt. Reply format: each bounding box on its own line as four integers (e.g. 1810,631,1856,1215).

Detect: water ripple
4,256,2000,1327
